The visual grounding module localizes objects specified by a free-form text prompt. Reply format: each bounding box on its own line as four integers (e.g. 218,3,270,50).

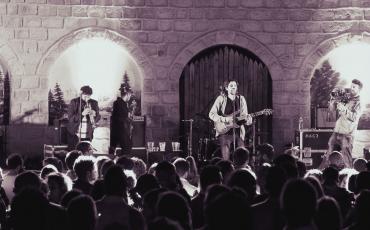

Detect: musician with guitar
67,85,101,150
111,84,135,155
208,80,252,161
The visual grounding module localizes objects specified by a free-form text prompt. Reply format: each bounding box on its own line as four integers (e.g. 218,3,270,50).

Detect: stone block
250,32,273,44
112,0,125,5
42,17,64,28
140,44,157,56
275,33,293,44
249,10,272,20
6,4,18,15
105,7,122,18
21,76,40,89
29,89,47,100
152,105,167,116
18,4,37,15
14,90,29,100
240,0,263,7
143,93,160,103
214,20,240,30
163,33,179,42
81,0,95,3
146,0,167,6
96,0,112,5
123,8,136,18
72,6,88,17
37,5,57,16
148,32,163,43
193,21,209,32
64,17,97,28
158,20,172,31
126,0,144,6
48,0,65,4
289,9,312,21
195,0,224,7
97,19,120,29
189,9,204,19
119,19,141,30
312,10,334,20
130,31,148,42
29,28,47,40
137,8,156,18
37,40,53,53
24,40,37,53
265,0,282,7
296,22,322,33
161,93,178,104
282,0,305,8
321,21,358,33
305,0,319,8
142,20,157,30
174,20,192,31
170,0,192,7
9,40,23,53
156,8,175,19
87,6,105,17
23,16,42,27
0,28,14,39
240,21,262,32
47,28,66,40
335,9,363,20
3,16,22,27
320,0,340,8
56,6,71,17
15,28,29,39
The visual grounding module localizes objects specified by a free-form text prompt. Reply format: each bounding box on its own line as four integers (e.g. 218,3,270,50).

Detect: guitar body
214,109,273,135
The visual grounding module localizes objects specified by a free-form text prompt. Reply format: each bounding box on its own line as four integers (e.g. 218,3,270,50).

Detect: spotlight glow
325,41,370,105
49,37,141,106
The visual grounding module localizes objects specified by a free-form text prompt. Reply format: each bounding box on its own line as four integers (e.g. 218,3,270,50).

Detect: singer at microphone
67,85,101,151
111,84,134,156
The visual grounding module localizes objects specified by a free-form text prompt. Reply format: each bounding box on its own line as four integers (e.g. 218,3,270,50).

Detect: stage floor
353,130,370,158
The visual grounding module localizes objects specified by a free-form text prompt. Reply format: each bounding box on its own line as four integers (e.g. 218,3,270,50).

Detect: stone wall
0,0,368,156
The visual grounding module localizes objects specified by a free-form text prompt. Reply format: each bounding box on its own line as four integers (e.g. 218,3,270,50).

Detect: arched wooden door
179,45,272,157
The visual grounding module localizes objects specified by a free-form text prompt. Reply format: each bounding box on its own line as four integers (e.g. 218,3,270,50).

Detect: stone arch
37,27,155,115
169,30,283,82
298,32,367,81
0,40,24,124
0,39,24,76
297,33,368,126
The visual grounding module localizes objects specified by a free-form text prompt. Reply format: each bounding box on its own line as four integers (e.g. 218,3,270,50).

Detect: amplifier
295,129,333,152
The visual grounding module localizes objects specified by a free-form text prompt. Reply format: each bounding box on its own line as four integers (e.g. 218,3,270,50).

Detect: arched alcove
301,33,370,158
179,44,273,157
37,27,154,153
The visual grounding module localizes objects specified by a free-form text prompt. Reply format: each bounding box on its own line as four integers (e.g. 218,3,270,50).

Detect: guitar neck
250,110,267,118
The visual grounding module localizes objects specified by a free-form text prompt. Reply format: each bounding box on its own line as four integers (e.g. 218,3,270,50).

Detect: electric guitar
214,109,273,135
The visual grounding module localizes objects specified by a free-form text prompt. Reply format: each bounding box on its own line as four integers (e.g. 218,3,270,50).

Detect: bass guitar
214,108,273,135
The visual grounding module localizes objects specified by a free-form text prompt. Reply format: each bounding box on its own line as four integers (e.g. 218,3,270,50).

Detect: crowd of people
0,140,369,230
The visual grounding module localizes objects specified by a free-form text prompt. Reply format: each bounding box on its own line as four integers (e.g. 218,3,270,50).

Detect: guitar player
209,80,252,160
111,84,135,155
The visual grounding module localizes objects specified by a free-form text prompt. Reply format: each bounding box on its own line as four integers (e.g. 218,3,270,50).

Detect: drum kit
189,113,220,161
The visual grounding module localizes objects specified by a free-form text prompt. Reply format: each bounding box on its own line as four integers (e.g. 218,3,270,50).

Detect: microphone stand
232,95,236,154
78,95,82,142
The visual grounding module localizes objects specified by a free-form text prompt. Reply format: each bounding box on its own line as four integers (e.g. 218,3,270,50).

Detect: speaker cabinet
110,116,146,149
295,129,333,151
132,116,146,147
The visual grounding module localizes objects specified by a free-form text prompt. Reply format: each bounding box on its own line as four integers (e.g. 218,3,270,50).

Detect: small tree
310,60,340,107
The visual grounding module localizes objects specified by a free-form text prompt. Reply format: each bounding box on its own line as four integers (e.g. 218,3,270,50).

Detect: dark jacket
67,97,100,139
111,97,131,149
